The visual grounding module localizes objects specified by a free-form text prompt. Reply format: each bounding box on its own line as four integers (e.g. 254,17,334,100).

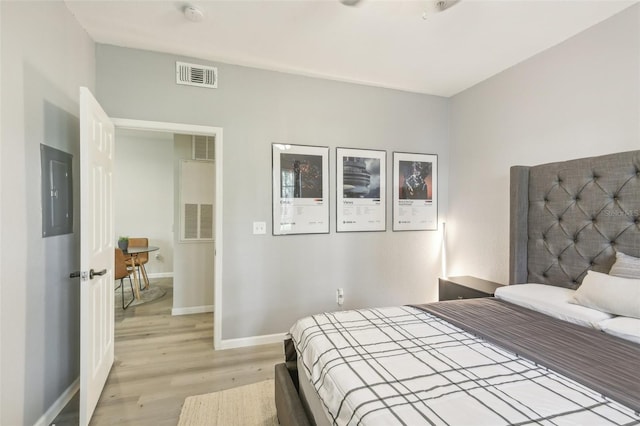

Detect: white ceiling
64,0,636,97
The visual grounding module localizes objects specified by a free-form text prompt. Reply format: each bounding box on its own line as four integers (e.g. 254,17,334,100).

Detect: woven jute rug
178,380,278,426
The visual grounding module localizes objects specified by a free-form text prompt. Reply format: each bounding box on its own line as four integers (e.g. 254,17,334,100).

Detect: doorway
111,118,223,349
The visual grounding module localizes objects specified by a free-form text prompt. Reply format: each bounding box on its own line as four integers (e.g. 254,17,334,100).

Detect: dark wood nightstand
438,276,505,301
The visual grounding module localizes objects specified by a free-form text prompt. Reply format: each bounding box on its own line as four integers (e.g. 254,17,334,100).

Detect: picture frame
272,143,330,235
392,152,438,231
336,148,386,232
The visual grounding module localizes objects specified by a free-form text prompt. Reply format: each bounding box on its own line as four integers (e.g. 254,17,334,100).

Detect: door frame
111,118,224,349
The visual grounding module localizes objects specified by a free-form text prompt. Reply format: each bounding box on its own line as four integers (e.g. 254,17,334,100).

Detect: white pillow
495,283,613,328
571,270,640,318
597,317,640,344
609,251,640,279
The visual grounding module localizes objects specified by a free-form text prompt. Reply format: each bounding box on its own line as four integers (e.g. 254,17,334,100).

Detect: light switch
253,221,266,235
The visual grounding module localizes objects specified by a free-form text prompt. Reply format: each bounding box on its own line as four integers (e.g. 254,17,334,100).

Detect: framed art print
392,152,437,231
336,148,386,232
272,143,329,235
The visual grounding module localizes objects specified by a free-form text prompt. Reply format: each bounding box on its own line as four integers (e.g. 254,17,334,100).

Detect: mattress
290,301,640,425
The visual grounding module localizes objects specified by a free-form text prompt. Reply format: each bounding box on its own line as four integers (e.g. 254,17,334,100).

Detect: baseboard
147,272,173,279
34,377,79,426
171,305,214,316
218,332,287,350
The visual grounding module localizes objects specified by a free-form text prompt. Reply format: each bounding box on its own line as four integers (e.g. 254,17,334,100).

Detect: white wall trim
111,118,218,137
218,332,287,350
171,305,214,316
34,377,79,426
213,129,223,350
146,272,173,279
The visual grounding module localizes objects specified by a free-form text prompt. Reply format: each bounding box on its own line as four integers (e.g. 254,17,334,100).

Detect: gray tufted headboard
510,150,640,289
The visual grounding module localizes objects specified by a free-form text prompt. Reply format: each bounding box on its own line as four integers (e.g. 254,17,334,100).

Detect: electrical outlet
336,288,344,306
253,221,266,235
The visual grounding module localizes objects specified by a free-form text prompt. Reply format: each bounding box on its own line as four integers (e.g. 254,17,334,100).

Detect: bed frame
276,149,640,425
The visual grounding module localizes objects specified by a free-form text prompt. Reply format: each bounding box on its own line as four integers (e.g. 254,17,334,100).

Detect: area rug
117,285,166,308
177,380,277,426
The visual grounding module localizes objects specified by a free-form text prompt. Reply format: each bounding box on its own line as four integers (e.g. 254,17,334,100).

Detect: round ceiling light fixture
184,5,204,22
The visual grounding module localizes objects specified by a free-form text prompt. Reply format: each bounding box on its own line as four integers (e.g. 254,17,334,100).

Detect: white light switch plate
253,221,266,235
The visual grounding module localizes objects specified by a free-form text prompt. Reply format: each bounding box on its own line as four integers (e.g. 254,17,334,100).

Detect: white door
79,87,115,426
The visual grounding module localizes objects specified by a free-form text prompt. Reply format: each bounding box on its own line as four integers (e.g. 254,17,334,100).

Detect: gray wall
0,2,95,424
447,5,640,285
114,129,175,276
96,45,450,339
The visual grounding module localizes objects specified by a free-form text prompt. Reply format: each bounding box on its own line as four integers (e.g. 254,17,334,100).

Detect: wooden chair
128,237,150,289
115,248,134,309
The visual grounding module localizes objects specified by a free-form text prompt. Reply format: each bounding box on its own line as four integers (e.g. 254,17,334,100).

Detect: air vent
176,61,218,88
192,135,215,161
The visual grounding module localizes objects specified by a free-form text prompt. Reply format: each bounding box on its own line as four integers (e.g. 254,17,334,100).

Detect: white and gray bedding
493,283,614,328
290,302,640,426
494,280,640,342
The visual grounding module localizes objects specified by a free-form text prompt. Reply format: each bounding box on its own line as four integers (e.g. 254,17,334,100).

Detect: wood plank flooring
53,278,284,425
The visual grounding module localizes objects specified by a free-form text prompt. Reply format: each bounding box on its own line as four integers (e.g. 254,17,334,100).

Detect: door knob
89,268,107,279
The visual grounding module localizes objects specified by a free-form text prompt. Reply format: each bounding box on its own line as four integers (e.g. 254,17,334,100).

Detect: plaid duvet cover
290,306,640,426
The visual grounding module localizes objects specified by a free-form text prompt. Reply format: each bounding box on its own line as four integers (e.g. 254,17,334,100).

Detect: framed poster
336,148,386,232
272,143,330,235
392,152,438,231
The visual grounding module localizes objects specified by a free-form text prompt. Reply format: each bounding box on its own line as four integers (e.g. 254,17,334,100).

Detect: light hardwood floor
53,278,284,425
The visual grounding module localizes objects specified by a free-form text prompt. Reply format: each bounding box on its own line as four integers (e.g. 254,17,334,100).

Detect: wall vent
192,135,215,161
180,160,215,242
176,61,218,89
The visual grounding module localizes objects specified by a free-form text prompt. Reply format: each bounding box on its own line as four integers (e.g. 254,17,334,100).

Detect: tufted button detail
610,241,616,246
542,272,548,277
558,216,563,222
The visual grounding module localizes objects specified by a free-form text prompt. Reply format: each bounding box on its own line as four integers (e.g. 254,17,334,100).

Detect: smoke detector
423,0,460,19
184,5,204,22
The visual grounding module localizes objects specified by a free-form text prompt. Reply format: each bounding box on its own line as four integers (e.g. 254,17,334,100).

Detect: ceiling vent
176,61,218,89
192,135,215,161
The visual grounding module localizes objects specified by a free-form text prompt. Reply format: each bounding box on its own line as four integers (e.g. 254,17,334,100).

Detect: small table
124,246,159,300
438,276,504,301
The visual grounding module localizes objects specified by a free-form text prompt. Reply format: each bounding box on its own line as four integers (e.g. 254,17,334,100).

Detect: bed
275,150,640,426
